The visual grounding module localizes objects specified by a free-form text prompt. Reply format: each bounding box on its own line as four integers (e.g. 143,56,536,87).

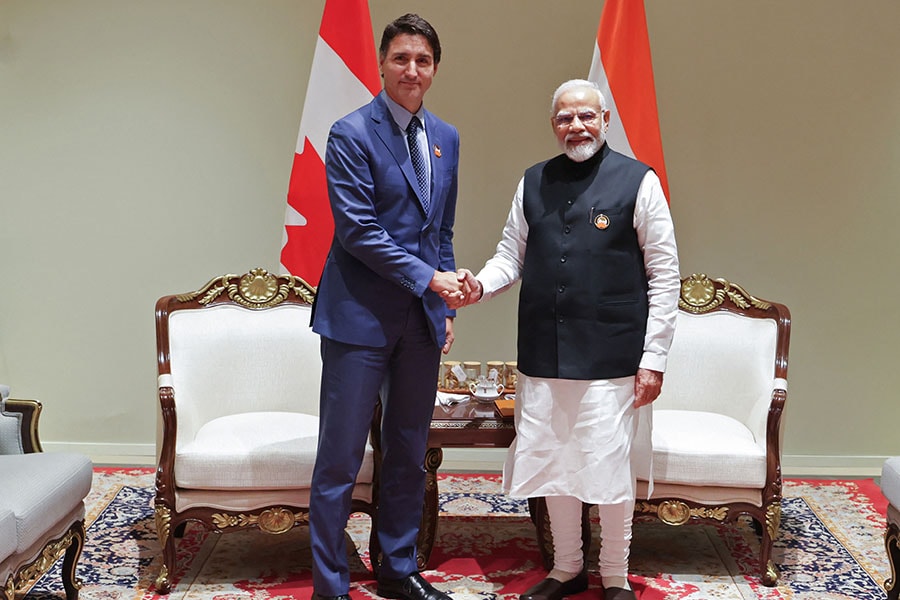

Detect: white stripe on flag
294,36,376,157
588,42,634,160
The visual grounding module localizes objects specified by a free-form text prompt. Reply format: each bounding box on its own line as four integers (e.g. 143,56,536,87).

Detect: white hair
550,79,607,114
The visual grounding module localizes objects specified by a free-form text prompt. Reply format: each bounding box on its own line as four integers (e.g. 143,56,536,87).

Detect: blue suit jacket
311,91,459,348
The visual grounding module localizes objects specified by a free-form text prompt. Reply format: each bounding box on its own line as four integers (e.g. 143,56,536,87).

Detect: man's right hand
456,268,483,307
430,271,465,307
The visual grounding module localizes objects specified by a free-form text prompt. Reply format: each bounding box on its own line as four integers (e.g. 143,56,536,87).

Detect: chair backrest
156,269,321,446
654,274,791,443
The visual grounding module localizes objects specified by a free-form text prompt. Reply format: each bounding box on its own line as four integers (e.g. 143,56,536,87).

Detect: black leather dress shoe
602,587,635,600
377,572,451,600
313,594,351,600
519,570,588,600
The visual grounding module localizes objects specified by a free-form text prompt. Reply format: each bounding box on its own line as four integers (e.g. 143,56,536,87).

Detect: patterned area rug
24,469,891,600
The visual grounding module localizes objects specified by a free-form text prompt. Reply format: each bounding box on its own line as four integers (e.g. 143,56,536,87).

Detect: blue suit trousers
310,301,441,595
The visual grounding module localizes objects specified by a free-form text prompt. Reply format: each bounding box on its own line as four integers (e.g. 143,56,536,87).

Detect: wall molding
43,442,890,477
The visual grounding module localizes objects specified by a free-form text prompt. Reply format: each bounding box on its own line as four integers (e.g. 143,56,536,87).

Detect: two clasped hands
428,268,664,407
429,268,483,310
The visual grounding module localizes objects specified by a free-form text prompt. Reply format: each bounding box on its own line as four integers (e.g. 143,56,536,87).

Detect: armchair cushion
652,409,766,487
175,411,375,490
0,452,92,554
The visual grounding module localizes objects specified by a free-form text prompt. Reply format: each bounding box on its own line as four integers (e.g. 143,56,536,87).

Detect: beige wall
2,1,899,472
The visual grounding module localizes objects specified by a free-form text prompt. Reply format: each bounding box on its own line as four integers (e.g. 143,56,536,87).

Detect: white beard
561,131,605,162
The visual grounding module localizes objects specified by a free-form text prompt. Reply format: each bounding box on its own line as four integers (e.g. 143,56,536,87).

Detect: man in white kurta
457,80,679,600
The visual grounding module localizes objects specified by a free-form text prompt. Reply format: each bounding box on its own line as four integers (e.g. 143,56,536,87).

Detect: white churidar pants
503,373,652,584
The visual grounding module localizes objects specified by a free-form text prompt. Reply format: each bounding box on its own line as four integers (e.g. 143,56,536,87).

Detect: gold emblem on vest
593,213,610,230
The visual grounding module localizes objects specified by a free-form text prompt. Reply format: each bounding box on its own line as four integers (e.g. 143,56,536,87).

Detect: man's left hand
442,317,455,354
634,368,663,408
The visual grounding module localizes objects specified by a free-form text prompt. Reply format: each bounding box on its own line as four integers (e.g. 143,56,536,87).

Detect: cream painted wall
1,1,899,471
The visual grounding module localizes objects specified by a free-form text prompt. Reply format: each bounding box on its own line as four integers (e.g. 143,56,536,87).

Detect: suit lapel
370,94,430,216
424,108,444,218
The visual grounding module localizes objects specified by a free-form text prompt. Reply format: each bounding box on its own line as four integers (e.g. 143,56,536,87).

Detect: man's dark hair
379,13,441,65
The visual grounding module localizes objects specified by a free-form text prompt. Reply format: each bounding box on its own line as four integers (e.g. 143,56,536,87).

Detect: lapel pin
433,145,441,158
593,213,610,230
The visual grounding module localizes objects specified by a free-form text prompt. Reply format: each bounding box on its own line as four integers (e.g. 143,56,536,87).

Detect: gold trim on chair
636,500,729,525
210,508,310,534
679,274,772,313
4,521,84,600
175,268,316,308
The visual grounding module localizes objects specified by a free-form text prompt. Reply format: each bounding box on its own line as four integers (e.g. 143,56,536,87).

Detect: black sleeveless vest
517,144,651,380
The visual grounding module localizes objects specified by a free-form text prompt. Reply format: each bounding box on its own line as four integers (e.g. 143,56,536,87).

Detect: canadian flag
588,0,670,200
279,0,381,286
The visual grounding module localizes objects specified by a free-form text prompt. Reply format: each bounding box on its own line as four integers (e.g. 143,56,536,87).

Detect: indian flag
589,0,670,200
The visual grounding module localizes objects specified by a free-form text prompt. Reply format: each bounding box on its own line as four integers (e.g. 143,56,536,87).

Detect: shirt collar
383,92,426,132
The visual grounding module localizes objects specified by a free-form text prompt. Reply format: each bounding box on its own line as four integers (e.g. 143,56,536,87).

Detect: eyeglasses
553,110,600,128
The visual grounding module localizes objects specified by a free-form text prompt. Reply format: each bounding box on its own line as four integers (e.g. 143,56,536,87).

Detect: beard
560,131,604,162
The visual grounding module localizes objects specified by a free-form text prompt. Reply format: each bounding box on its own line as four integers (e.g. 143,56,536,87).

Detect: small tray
494,397,515,418
438,387,515,395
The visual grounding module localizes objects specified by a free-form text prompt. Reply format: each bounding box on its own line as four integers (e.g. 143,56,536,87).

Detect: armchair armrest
1,398,43,453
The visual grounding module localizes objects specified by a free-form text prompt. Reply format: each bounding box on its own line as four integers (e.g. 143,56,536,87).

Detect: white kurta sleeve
476,177,529,301
633,171,680,373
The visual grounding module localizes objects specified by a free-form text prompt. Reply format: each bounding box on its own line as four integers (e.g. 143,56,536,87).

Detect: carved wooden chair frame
886,503,900,599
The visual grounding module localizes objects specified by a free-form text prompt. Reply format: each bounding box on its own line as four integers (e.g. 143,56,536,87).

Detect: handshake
430,268,482,309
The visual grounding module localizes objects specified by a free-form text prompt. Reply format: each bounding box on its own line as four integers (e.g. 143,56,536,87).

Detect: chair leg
369,510,382,578
760,502,780,586
416,447,442,570
154,504,176,594
886,522,900,600
61,520,86,600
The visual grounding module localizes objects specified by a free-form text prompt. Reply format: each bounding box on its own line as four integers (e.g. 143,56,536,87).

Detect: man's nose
404,61,418,77
570,116,586,131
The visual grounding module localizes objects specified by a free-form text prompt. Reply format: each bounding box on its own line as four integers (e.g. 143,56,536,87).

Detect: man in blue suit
309,14,462,600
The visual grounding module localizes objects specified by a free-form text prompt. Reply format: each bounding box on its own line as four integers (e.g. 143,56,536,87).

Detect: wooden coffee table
415,399,516,568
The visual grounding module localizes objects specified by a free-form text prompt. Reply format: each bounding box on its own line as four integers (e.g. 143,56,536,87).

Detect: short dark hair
379,13,441,65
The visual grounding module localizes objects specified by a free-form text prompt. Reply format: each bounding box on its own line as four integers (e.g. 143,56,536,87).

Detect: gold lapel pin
433,145,441,158
589,207,610,230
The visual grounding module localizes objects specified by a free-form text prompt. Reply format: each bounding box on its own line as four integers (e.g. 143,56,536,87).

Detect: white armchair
0,393,93,600
635,274,791,586
531,274,791,586
153,268,381,594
